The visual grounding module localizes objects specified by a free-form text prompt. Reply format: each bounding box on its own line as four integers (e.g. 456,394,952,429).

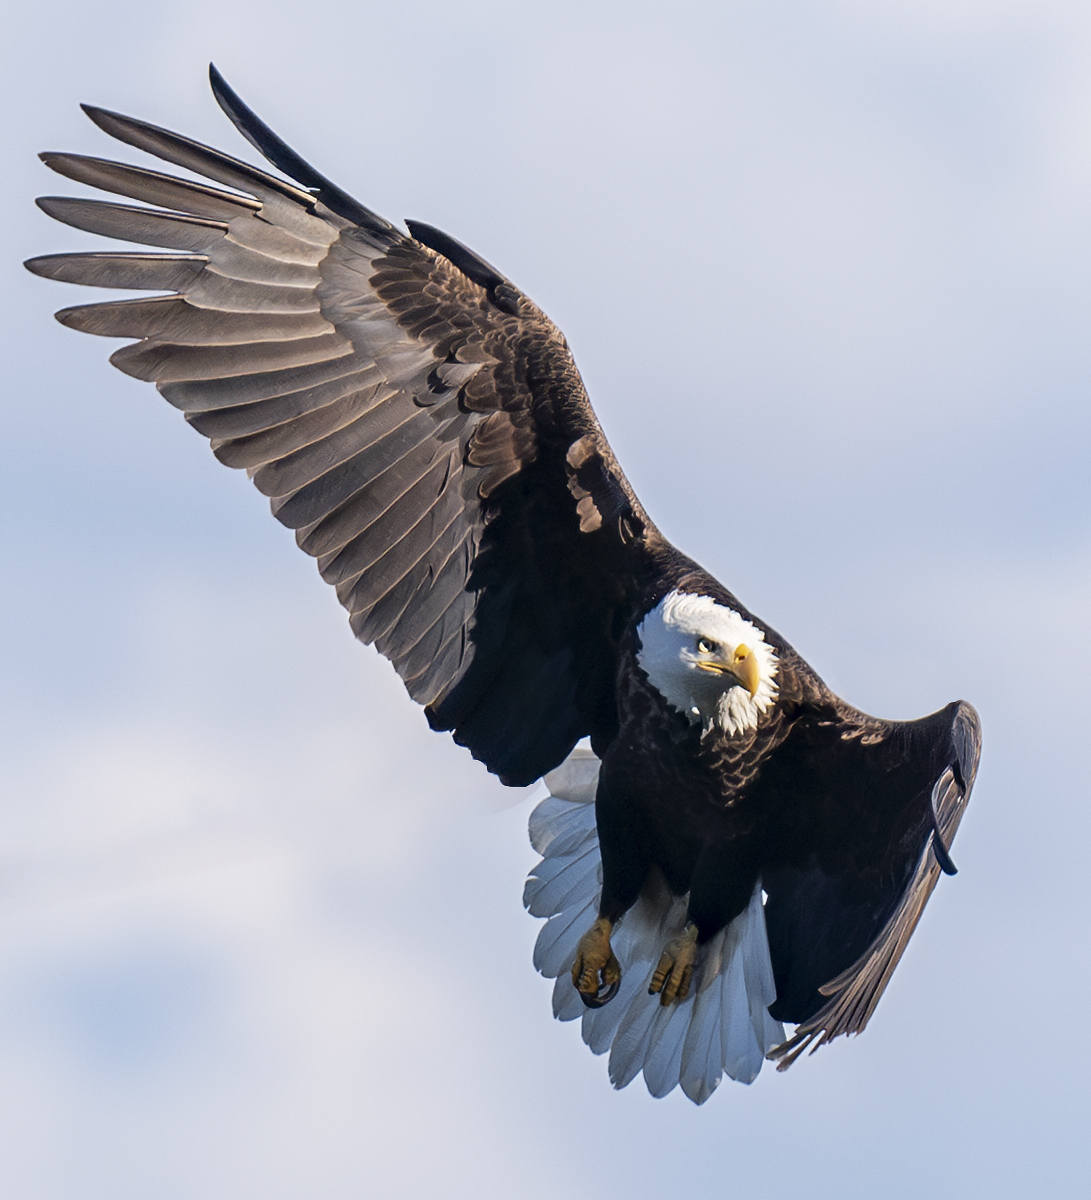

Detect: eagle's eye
696,637,716,655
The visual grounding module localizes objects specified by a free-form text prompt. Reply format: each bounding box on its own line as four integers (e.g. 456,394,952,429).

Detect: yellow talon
648,922,699,1006
571,917,621,1008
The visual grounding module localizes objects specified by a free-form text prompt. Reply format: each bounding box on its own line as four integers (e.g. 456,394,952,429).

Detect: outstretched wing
26,67,662,785
761,699,981,1066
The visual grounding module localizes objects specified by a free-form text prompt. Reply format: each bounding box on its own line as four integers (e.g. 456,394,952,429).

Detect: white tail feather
524,748,785,1103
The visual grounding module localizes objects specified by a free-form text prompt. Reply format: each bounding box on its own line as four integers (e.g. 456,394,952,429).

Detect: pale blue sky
3,2,1089,1196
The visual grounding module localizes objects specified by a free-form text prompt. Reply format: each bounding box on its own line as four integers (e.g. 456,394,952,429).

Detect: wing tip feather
206,64,396,240
23,254,54,279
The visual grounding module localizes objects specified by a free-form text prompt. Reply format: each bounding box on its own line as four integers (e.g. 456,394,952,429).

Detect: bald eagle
26,67,980,1104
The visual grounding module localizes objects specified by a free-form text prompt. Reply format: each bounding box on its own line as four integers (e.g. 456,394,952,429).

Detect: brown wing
26,69,664,785
761,699,981,1066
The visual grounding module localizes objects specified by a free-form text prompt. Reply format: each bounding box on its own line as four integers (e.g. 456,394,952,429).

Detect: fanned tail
523,749,784,1104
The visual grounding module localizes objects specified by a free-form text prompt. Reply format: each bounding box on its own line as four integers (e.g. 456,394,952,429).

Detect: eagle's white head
636,590,779,738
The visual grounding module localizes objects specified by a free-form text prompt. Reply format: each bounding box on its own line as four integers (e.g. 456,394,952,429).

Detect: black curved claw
579,975,621,1009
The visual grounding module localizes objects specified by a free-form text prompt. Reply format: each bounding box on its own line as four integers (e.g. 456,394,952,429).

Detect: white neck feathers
636,590,779,737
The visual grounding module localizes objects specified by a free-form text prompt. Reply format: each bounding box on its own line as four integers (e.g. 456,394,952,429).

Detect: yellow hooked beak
695,644,761,698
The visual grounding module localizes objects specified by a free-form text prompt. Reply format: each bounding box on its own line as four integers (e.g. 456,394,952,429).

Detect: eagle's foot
571,917,621,1008
648,922,699,1006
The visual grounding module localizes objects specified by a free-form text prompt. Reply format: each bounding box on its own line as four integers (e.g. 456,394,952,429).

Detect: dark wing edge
25,71,663,787
208,64,399,240
767,700,982,1069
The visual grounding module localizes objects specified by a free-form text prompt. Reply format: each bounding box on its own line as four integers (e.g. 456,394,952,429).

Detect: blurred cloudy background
2,0,1089,1195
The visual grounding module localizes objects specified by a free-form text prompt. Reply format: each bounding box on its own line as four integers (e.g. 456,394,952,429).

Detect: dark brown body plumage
597,577,802,934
